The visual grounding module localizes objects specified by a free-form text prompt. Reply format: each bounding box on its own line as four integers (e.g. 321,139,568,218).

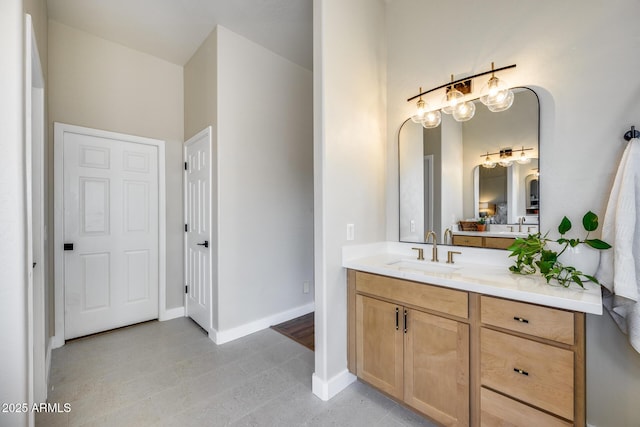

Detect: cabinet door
404,309,469,426
356,295,404,399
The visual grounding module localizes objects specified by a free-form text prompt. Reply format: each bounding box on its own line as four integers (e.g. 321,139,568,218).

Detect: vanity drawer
481,296,575,345
452,235,483,247
483,237,514,249
480,387,572,427
355,272,468,319
480,328,574,420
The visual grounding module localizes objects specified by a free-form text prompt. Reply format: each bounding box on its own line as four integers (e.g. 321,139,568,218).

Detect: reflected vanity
399,87,540,247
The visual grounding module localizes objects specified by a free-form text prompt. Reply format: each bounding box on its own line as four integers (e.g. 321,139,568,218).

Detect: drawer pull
395,307,399,330
513,316,529,323
513,368,529,376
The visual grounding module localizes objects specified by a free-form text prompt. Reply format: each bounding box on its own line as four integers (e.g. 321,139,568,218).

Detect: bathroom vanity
343,242,602,427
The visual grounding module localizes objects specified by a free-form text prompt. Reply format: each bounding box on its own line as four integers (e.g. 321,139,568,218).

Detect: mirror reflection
399,87,539,247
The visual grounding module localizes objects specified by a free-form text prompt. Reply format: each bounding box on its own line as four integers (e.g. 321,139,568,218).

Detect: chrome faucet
425,231,439,262
518,216,525,232
443,228,453,245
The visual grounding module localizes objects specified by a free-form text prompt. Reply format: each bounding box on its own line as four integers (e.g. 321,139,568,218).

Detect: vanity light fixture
441,75,465,115
411,87,442,128
479,62,515,112
480,147,534,168
407,63,516,128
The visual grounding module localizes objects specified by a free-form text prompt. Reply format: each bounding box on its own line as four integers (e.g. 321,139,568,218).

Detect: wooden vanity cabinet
452,235,514,249
351,271,470,426
347,270,586,427
479,296,585,426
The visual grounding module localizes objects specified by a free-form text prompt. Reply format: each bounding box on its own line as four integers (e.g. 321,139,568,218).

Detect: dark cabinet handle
197,240,209,248
395,307,399,330
513,316,529,324
513,368,529,376
403,309,408,333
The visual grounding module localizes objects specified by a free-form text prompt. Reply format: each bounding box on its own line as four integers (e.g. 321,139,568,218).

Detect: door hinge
185,285,188,294
184,162,188,171
185,224,188,232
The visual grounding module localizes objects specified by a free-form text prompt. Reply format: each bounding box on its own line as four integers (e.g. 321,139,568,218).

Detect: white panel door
185,128,212,331
63,131,159,339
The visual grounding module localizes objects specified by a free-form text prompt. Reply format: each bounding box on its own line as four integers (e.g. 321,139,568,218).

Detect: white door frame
26,13,46,419
53,123,166,347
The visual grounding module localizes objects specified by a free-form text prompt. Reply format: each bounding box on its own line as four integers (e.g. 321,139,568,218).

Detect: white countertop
342,242,603,315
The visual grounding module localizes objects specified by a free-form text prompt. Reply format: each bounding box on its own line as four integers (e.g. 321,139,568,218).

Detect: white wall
184,28,219,330
399,121,424,241
441,115,463,236
0,1,28,425
184,25,314,338
216,25,314,332
313,0,387,399
48,21,185,310
386,1,640,425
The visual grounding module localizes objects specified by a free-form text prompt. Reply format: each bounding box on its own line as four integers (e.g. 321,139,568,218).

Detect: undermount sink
387,259,462,274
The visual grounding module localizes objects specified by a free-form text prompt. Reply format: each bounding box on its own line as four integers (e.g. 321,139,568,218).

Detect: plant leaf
571,275,585,288
583,274,600,284
585,239,612,250
582,211,599,232
558,216,572,235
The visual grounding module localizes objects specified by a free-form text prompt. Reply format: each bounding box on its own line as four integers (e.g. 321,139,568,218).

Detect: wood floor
271,312,314,351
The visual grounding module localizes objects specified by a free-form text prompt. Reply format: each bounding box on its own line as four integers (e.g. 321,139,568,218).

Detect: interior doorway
54,123,167,342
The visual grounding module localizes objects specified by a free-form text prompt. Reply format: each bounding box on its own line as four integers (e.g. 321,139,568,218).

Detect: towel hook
624,125,640,141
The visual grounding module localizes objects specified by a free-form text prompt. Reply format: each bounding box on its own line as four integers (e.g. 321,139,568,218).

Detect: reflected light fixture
481,147,534,168
482,152,496,168
516,146,531,164
407,63,516,129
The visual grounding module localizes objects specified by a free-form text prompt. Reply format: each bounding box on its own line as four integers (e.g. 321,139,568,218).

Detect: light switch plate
346,224,355,241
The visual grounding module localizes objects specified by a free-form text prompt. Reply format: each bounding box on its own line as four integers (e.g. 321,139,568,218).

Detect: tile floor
38,317,437,427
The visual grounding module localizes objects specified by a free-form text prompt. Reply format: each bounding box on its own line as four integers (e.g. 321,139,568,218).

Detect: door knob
197,240,209,248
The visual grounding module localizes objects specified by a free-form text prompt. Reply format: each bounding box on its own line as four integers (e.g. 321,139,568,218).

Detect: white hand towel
596,138,640,353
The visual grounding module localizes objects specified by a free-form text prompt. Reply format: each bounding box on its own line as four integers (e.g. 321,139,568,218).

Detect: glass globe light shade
452,100,476,122
421,109,441,128
480,76,512,106
411,98,427,123
498,157,512,167
482,154,496,169
441,88,463,114
516,148,531,164
487,89,514,112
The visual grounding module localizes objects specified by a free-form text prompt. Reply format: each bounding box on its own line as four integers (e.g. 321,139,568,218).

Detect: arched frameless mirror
398,87,540,247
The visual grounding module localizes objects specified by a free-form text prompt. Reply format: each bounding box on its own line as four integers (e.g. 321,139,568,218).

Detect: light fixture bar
407,64,517,103
479,147,533,158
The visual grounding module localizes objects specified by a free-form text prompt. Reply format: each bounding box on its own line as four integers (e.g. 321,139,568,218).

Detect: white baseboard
51,334,64,349
312,369,357,401
212,302,314,345
159,306,185,321
44,339,53,400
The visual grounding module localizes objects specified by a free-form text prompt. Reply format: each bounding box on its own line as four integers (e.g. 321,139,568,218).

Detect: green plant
477,217,486,225
507,211,611,288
